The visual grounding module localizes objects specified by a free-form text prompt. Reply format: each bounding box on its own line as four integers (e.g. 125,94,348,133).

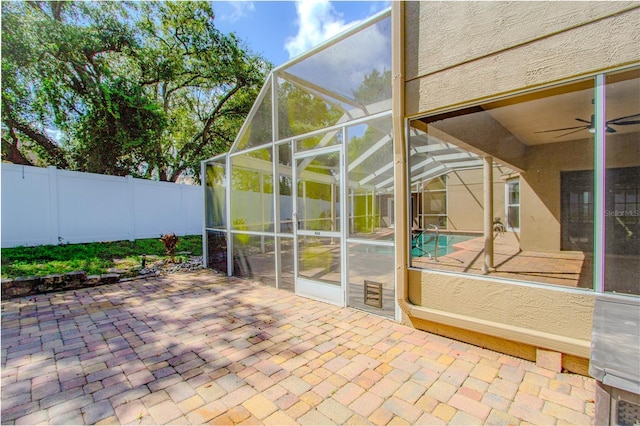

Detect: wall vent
618,400,640,426
364,280,383,308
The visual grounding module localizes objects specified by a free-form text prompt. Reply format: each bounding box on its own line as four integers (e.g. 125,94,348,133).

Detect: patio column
482,156,495,273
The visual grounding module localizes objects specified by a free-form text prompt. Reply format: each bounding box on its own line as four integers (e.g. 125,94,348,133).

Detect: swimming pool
411,233,475,258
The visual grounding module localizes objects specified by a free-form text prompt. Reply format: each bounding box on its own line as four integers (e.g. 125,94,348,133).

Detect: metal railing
426,224,439,261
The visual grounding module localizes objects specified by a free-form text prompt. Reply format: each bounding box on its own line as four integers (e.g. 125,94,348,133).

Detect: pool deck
413,233,592,288
1,270,595,425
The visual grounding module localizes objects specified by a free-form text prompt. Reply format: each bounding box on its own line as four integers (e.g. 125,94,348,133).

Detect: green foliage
1,235,203,278
3,259,114,278
230,150,274,193
72,81,167,176
1,1,270,182
352,69,392,105
278,82,343,138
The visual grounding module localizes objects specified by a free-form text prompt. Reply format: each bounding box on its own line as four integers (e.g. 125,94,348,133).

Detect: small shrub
160,233,179,262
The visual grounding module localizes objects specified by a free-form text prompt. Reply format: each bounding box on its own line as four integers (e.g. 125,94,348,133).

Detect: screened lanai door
293,146,344,305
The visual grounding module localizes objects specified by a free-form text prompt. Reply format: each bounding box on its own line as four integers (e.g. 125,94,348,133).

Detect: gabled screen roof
230,9,391,154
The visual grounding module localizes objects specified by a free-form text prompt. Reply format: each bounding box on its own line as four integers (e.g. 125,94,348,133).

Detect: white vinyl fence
1,164,203,248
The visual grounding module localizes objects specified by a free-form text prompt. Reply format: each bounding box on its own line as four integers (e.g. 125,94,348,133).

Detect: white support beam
482,156,495,274
348,135,392,172
280,70,363,111
359,162,394,186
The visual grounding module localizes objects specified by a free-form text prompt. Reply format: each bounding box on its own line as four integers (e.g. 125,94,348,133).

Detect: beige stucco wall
409,269,595,338
520,138,592,251
405,1,640,116
408,269,594,359
522,134,639,252
446,167,506,232
401,1,640,362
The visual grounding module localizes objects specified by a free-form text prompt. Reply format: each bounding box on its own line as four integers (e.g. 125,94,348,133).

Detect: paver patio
1,270,595,425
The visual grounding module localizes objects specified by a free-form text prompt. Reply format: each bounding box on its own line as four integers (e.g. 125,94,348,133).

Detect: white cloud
218,1,255,23
285,13,391,99
369,1,391,16
285,0,362,59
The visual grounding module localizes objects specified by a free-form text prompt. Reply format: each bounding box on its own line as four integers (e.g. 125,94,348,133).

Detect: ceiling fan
535,113,640,138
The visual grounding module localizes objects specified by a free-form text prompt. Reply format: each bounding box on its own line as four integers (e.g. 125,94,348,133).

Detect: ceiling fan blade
575,118,592,124
606,127,617,133
555,128,589,138
607,113,640,123
534,125,587,134
609,120,640,126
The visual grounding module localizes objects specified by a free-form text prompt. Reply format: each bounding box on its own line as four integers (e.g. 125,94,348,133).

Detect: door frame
292,145,345,306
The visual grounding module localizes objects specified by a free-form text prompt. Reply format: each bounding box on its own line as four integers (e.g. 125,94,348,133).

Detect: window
561,171,593,251
506,179,520,231
604,68,640,295
409,68,640,296
408,77,596,290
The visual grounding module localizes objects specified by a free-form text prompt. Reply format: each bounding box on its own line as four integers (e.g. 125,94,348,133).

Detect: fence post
48,166,60,245
126,175,136,241
180,184,188,236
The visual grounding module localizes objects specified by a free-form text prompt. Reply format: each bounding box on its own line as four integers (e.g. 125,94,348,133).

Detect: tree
2,1,150,169
135,1,269,181
1,1,269,182
352,68,392,105
278,81,343,140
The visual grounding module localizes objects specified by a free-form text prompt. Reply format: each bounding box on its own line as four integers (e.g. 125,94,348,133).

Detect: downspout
391,1,413,324
391,1,438,326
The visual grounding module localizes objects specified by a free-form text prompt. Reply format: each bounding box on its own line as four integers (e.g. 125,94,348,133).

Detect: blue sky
212,1,391,67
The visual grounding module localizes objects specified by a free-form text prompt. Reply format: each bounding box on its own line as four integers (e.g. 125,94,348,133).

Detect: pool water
412,233,474,258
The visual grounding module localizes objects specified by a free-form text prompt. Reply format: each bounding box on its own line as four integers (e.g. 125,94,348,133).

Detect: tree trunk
1,136,33,166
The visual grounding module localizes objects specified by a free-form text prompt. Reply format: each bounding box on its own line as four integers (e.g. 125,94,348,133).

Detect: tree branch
177,83,242,159
168,82,244,182
1,130,34,166
163,74,200,110
3,101,69,168
50,1,64,21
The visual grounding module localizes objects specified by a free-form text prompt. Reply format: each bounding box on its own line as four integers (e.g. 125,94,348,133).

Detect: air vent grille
364,280,383,308
618,400,640,426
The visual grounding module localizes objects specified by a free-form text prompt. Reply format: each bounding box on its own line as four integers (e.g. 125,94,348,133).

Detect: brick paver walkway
1,271,595,425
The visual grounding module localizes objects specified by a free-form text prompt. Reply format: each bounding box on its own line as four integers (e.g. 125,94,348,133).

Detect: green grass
1,235,203,279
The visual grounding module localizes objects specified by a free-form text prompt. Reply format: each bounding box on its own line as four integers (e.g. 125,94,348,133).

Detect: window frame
505,178,520,232
405,65,640,297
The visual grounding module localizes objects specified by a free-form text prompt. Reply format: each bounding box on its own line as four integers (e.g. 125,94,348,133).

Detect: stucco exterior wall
411,270,594,339
408,269,594,360
405,1,640,116
521,134,639,252
520,138,593,252
446,168,506,232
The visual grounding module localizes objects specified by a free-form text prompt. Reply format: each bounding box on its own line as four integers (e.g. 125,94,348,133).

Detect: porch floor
1,271,595,425
412,235,594,289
